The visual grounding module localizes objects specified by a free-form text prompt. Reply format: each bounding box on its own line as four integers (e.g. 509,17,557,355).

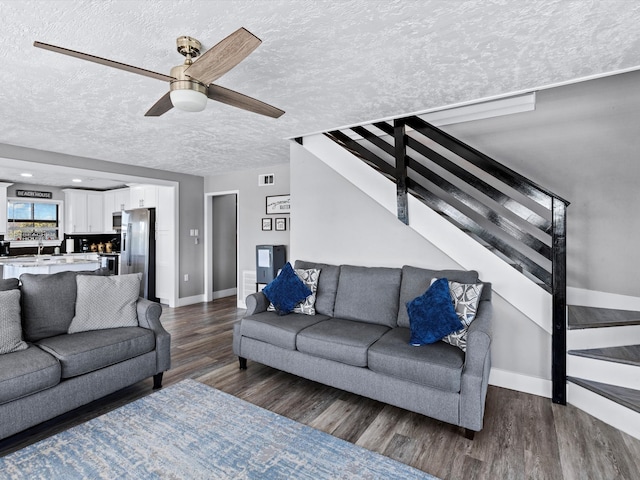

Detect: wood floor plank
2,296,640,480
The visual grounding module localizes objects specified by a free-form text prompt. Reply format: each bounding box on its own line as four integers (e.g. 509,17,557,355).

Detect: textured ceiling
1,0,640,184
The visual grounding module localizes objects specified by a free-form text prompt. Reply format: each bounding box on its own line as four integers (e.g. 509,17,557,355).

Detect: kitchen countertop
0,256,101,267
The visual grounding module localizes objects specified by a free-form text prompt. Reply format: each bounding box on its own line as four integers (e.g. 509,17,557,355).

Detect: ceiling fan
33,27,285,118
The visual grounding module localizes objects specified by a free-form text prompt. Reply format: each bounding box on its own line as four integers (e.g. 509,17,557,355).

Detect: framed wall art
261,218,272,231
266,194,290,215
275,218,287,231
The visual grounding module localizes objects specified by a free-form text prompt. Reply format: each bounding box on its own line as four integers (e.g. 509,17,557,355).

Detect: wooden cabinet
0,182,10,235
63,189,104,234
130,185,157,209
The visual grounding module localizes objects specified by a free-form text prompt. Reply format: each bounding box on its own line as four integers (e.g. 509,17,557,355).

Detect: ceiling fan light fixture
170,88,207,112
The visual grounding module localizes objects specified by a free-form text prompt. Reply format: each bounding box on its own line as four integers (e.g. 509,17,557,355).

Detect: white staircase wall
567,325,640,350
302,133,552,333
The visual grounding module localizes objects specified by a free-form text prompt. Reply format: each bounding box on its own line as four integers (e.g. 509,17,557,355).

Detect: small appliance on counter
0,241,10,257
81,238,89,253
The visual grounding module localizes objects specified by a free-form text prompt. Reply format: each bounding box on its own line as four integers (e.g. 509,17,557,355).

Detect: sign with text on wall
266,194,290,215
16,190,53,199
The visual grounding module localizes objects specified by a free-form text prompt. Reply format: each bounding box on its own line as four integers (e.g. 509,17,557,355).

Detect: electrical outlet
184,274,189,282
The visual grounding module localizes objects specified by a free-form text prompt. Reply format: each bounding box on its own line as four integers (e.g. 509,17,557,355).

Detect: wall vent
242,270,257,306
259,173,275,186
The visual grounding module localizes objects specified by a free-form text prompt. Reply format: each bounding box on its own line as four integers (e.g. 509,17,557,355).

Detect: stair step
568,305,640,330
568,345,640,367
568,377,640,414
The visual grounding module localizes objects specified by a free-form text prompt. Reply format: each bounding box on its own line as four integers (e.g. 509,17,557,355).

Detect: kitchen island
0,255,101,279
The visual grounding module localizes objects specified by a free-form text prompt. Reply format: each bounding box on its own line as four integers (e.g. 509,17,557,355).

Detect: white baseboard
212,288,237,300
567,287,640,310
489,368,552,398
177,294,206,307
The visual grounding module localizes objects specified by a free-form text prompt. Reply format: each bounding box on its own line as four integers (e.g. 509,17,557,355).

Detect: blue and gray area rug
0,379,438,479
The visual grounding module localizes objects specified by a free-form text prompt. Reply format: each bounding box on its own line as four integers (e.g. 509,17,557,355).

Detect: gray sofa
233,261,492,437
0,271,171,441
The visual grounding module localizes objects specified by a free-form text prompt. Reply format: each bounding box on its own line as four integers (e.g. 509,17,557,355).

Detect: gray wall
290,144,550,379
212,193,237,293
0,143,204,299
444,70,640,297
205,163,290,283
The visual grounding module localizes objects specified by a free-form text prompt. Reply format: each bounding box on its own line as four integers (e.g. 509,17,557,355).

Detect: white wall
290,143,551,381
444,70,640,298
205,164,290,291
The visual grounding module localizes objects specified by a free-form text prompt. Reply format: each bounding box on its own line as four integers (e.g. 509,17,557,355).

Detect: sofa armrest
246,292,269,316
136,297,171,373
459,299,492,431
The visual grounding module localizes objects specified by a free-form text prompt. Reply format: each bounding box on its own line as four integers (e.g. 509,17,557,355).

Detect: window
7,200,60,241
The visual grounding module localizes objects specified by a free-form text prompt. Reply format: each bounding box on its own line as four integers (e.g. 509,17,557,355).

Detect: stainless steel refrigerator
120,208,158,302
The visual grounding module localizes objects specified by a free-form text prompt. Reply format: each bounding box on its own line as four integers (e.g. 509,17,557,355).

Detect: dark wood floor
2,297,640,479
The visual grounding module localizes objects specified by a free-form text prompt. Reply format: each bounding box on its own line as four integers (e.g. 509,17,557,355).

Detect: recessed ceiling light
72,178,83,183
20,173,32,177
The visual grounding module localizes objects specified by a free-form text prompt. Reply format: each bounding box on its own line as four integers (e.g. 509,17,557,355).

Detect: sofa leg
239,357,247,370
153,373,164,390
464,428,476,440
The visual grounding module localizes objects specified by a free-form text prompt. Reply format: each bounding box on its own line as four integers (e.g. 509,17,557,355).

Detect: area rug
0,379,438,479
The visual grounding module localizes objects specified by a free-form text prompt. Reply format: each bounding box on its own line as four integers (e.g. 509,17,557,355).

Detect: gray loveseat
0,271,171,441
233,261,492,437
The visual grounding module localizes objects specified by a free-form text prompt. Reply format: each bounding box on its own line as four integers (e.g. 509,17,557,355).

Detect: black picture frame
275,218,287,231
261,218,272,231
266,194,291,215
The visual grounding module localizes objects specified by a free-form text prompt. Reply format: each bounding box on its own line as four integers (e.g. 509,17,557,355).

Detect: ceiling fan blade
34,41,174,82
184,27,261,86
145,92,174,117
207,84,284,118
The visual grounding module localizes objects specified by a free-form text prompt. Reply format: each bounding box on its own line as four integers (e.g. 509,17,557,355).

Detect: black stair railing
312,116,570,405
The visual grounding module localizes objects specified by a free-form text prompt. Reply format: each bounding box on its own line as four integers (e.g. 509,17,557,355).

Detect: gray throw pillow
68,273,142,334
441,281,484,352
0,289,28,355
0,278,19,291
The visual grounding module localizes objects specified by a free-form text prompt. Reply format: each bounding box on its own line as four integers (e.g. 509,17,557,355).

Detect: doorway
205,191,239,302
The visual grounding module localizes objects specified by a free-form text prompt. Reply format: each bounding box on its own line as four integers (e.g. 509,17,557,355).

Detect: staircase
296,113,640,440
566,306,640,438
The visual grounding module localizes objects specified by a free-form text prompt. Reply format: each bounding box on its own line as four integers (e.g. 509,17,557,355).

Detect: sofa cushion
408,278,463,346
0,345,61,405
0,289,28,355
241,311,329,350
368,328,465,393
296,318,389,367
262,263,312,315
294,261,340,317
36,327,155,379
0,278,19,291
20,271,80,342
68,273,142,333
333,265,402,327
397,266,480,328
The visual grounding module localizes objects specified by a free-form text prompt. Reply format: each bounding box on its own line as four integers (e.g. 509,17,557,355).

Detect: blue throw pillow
262,262,313,315
407,278,463,346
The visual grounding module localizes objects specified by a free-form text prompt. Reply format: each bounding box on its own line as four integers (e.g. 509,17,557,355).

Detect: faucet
37,235,44,257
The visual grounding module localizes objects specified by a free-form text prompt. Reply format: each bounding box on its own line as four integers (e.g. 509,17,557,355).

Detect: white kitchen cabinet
63,189,104,234
102,188,130,233
129,185,157,209
0,182,11,235
154,185,176,304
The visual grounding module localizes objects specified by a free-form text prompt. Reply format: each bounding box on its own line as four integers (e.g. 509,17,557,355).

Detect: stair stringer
302,133,552,333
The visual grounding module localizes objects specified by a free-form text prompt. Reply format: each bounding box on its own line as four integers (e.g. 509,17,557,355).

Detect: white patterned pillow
268,268,321,315
0,289,28,355
441,280,483,352
68,273,142,334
